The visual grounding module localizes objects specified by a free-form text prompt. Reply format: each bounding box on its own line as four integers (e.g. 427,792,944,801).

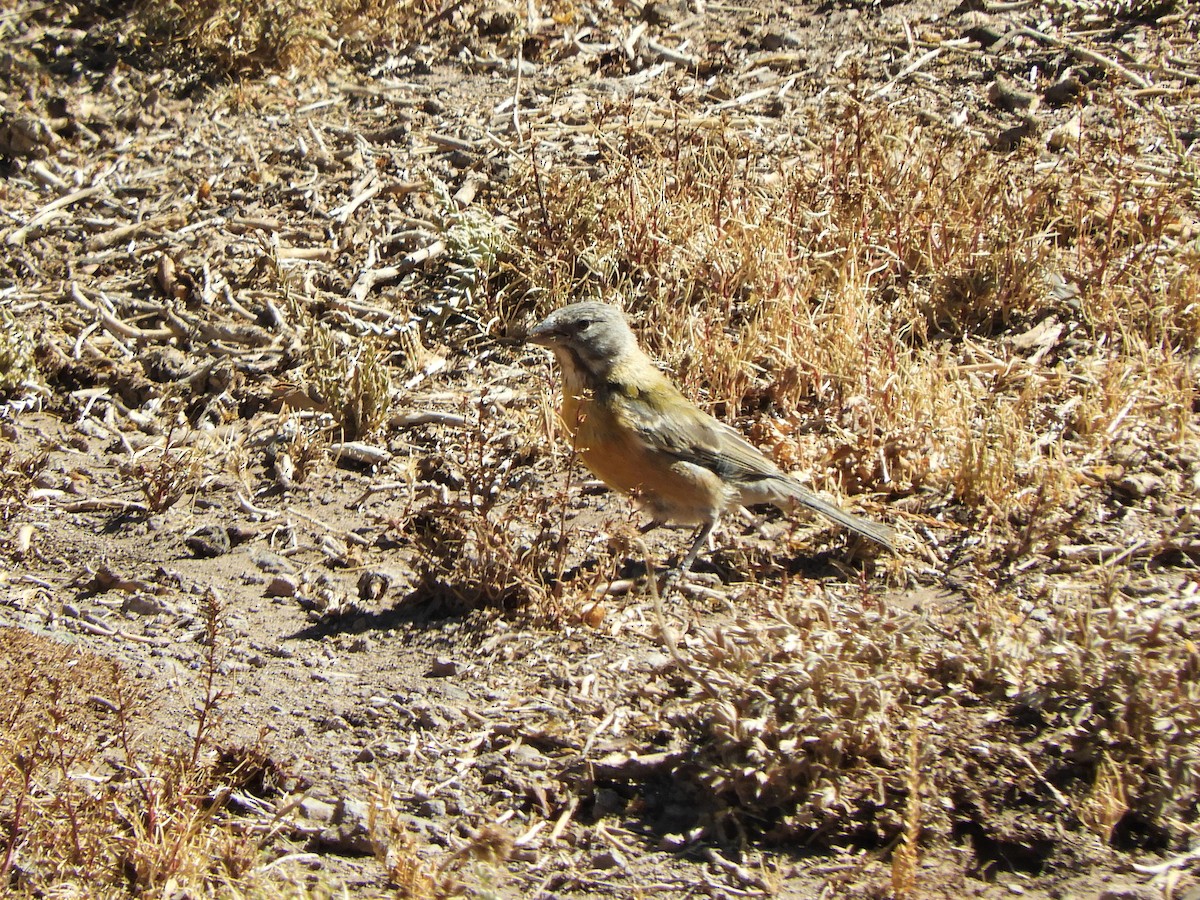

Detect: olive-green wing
608,380,896,550
607,381,782,482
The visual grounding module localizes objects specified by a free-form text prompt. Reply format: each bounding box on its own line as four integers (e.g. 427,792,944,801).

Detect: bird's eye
575,318,594,331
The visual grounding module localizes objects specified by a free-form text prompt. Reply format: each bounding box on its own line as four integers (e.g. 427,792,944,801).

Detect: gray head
526,301,639,380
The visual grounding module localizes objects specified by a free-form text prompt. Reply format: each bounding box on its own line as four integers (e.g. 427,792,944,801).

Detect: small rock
185,525,231,559
1047,114,1082,151
988,74,1039,114
251,550,297,574
319,798,380,855
412,703,448,730
1044,72,1086,106
758,31,800,51
265,575,299,598
591,849,626,869
642,0,689,26
509,744,548,770
641,651,672,671
297,797,336,823
336,798,372,828
123,593,173,616
1116,472,1164,500
417,798,447,818
427,657,461,678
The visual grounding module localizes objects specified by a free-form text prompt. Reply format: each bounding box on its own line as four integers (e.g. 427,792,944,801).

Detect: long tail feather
775,479,896,551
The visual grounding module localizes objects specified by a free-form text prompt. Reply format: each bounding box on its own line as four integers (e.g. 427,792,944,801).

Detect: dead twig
70,284,176,342
349,240,446,302
61,498,152,515
390,410,469,428
1012,24,1150,89
6,185,105,245
329,182,381,223
71,614,171,646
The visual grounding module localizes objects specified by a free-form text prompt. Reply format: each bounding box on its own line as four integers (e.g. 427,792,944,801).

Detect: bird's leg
677,518,716,578
657,518,716,602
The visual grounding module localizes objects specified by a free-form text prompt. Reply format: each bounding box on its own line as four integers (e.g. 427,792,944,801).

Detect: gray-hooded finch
527,301,895,574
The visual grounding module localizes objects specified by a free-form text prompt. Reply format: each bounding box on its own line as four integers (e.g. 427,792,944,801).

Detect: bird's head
526,301,638,382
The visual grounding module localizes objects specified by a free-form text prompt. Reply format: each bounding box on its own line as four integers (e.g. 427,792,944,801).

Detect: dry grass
0,611,282,897
124,424,203,513
504,98,1196,543
133,0,447,76
3,0,1197,889
299,309,394,441
0,307,40,398
491,82,1198,852
652,574,1199,849
400,399,574,616
0,608,456,898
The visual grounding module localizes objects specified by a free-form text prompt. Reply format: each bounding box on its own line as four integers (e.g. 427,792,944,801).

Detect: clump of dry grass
0,620,265,895
292,299,393,441
365,774,514,898
2,606,314,897
402,400,570,615
1,595,474,898
665,592,933,844
122,424,203,513
133,0,449,76
663,579,1199,849
0,307,40,398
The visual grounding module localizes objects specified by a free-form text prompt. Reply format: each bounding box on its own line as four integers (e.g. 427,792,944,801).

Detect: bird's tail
771,478,896,551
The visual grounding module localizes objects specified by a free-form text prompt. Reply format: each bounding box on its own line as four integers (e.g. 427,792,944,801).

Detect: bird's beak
525,318,559,347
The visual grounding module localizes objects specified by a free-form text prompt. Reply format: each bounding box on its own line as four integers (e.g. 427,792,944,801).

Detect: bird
526,300,895,576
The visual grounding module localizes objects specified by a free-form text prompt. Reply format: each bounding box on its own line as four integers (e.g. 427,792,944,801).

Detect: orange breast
561,388,729,526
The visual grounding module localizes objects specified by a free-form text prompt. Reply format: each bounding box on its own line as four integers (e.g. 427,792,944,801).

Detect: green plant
295,305,393,441
0,306,39,397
